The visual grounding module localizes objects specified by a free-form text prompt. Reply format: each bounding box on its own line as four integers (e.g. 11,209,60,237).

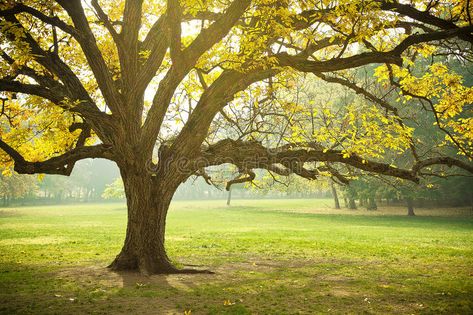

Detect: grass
0,199,472,314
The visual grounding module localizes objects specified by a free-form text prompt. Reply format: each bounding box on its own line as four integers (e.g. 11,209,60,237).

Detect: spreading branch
0,139,113,175
199,140,473,184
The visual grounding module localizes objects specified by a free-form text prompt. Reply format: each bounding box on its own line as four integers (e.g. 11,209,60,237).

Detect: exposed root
108,254,214,275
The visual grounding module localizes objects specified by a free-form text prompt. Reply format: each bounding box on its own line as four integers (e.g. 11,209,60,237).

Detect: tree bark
359,198,365,207
367,197,377,211
407,197,415,216
226,186,232,206
108,167,180,275
330,181,340,209
348,197,357,210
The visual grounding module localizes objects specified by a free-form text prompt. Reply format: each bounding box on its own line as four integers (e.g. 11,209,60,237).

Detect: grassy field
0,199,472,314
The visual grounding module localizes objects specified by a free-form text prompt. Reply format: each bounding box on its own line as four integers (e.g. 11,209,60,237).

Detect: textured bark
108,167,179,275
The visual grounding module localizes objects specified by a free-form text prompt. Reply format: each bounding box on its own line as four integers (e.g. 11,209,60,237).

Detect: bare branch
226,169,255,190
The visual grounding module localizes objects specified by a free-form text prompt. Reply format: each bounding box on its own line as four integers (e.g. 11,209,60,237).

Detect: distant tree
343,185,358,210
102,177,125,200
0,171,37,206
330,180,340,209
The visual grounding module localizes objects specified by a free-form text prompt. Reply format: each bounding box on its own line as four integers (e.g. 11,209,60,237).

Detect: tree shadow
0,210,23,217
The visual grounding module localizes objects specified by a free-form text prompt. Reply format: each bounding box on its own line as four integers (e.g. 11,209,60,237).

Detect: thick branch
0,139,113,175
55,0,122,115
179,0,251,71
121,0,144,82
137,16,169,96
0,80,65,104
277,26,473,73
276,51,402,73
171,68,278,156
2,14,94,104
379,0,473,42
0,4,77,36
199,140,473,183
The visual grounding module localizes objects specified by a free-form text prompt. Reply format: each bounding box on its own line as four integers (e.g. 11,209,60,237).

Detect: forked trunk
108,168,180,275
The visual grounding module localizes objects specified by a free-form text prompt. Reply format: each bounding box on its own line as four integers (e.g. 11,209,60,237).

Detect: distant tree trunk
367,197,377,210
407,198,415,216
330,181,340,209
470,191,473,214
359,198,365,207
226,187,232,206
348,197,357,209
343,197,348,208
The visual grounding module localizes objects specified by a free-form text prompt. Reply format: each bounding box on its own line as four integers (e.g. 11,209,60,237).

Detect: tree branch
277,26,473,73
379,0,473,43
55,0,123,115
0,139,113,175
0,4,77,35
226,169,255,190
199,140,473,183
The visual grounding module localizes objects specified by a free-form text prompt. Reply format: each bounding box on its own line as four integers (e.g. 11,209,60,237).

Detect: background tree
1,0,473,274
0,170,37,206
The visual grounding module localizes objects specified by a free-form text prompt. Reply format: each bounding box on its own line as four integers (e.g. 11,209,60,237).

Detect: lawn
0,199,472,314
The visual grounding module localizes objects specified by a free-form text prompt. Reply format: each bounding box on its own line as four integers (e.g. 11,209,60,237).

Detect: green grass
1,199,472,314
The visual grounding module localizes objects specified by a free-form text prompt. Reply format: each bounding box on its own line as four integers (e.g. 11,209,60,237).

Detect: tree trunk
108,169,180,275
359,198,365,207
407,197,415,216
367,197,377,211
330,181,340,209
348,197,357,210
226,187,232,206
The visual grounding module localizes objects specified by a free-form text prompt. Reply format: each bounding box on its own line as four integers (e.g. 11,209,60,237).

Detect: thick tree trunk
406,197,415,216
330,182,340,209
108,168,180,275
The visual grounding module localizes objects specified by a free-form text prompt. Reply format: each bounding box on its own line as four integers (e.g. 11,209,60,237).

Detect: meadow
0,199,472,314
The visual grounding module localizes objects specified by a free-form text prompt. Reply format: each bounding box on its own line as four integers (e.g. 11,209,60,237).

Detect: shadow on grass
1,257,472,314
250,209,473,230
0,210,23,218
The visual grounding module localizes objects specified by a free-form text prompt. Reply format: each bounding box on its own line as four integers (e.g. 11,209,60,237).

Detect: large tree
1,0,472,274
